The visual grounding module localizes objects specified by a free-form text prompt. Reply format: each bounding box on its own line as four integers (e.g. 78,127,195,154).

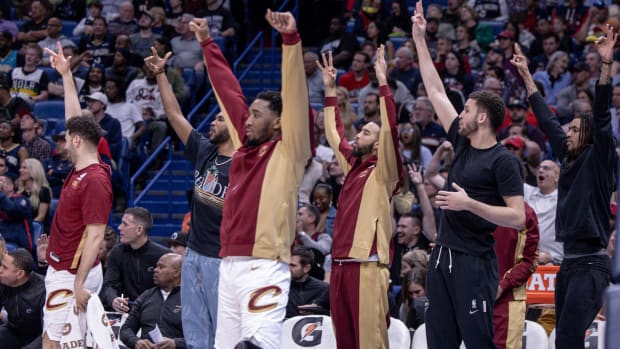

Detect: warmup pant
426,246,498,349
555,254,609,349
330,261,390,349
493,299,526,349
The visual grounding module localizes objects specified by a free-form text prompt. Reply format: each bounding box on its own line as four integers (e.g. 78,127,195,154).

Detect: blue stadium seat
117,137,130,192
61,21,78,37
33,101,65,120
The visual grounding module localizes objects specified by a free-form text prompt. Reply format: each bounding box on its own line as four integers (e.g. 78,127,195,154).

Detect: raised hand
144,47,172,74
411,1,427,41
265,9,297,34
594,24,618,62
316,51,337,93
375,44,388,86
44,41,72,76
510,43,529,75
407,163,423,185
189,18,210,43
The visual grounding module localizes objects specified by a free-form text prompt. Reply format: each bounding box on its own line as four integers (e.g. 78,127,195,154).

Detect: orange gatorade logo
248,285,282,313
46,289,74,311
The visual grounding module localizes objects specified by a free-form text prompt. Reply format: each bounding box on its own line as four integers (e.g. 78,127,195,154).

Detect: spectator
400,267,428,329
196,0,237,43
393,213,431,278
524,160,562,265
585,51,603,85
0,31,18,74
286,246,330,318
383,1,412,37
0,119,28,180
455,24,482,70
552,0,588,37
126,63,168,154
295,203,332,258
530,33,561,72
399,122,431,167
108,1,139,36
335,87,358,141
410,97,447,153
44,131,72,198
170,14,205,86
0,175,33,251
16,0,50,45
19,117,50,162
390,46,421,96
101,207,169,312
17,158,52,228
312,183,336,237
72,0,102,37
38,17,75,66
164,231,187,256
46,44,89,99
84,92,122,161
354,92,380,130
338,51,371,102
358,69,415,121
556,61,594,121
0,248,45,348
78,16,115,67
299,157,323,205
467,0,509,22
10,43,49,106
551,16,576,57
130,10,161,58
0,77,31,126
319,17,361,70
533,51,572,105
399,249,429,279
104,78,144,146
105,49,139,88
498,99,547,152
98,226,118,273
149,6,175,40
119,253,185,349
442,51,475,98
79,64,106,102
304,51,324,104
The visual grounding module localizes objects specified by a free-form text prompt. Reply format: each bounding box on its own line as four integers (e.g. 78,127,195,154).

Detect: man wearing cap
45,131,72,198
556,61,594,121
105,48,139,87
85,91,122,162
37,17,75,66
499,98,547,152
130,11,161,58
0,31,18,74
104,78,144,146
165,232,187,256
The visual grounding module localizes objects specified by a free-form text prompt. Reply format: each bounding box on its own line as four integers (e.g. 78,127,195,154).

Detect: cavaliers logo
291,317,324,346
46,289,74,311
247,285,282,313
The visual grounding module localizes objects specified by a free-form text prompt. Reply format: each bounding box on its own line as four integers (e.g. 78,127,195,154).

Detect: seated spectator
0,248,45,348
78,64,106,103
16,0,50,46
354,92,380,131
46,44,88,99
44,131,71,198
102,207,169,312
409,97,446,153
399,249,429,279
104,78,144,146
72,0,102,37
149,6,175,40
167,0,184,22
0,119,28,180
10,43,49,106
170,14,205,86
399,122,432,167
304,51,324,105
312,183,337,237
0,77,31,126
286,247,330,318
338,51,371,103
119,253,185,349
130,10,161,58
78,16,115,67
108,1,139,36
295,203,332,258
358,72,414,121
299,157,323,205
164,231,187,256
498,99,547,152
105,49,139,88
441,51,475,98
334,87,357,140
320,17,361,70
84,92,122,161
153,37,187,102
0,175,33,251
455,24,482,70
400,267,428,330
532,50,571,105
383,1,412,37
19,116,50,162
0,31,18,74
126,64,167,154
17,158,52,229
37,17,75,66
390,46,421,97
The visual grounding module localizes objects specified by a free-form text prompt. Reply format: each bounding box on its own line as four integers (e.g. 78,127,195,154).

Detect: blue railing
129,0,298,212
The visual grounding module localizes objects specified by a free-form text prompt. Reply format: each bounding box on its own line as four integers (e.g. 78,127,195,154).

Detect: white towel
59,294,120,349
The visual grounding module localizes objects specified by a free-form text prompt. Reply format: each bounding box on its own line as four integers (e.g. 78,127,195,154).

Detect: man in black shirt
0,248,45,348
411,2,525,348
512,25,617,349
145,41,234,349
286,247,329,318
101,207,168,312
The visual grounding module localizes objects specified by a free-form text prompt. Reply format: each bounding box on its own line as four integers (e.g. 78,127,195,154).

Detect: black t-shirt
184,130,230,258
437,118,523,255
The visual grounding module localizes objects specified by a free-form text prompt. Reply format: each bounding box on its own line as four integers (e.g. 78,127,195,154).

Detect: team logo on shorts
62,323,72,335
247,285,282,313
291,317,323,346
46,289,74,311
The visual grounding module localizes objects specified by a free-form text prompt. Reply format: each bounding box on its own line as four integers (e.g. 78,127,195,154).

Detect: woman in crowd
17,158,52,230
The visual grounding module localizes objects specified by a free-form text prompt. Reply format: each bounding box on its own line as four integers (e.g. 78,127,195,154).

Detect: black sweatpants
425,246,498,349
555,254,609,349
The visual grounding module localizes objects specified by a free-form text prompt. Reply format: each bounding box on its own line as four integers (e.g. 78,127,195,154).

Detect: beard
352,142,374,157
458,118,478,137
210,130,230,145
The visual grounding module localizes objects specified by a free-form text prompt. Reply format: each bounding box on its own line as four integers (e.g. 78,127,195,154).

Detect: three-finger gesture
411,1,427,41
594,24,618,62
265,9,297,34
144,47,172,74
44,41,71,76
407,163,423,185
316,51,337,91
375,45,388,86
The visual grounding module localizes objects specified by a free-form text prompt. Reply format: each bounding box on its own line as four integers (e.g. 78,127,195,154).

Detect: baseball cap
508,99,527,109
52,130,66,141
84,92,108,105
140,10,155,21
505,136,525,149
497,30,515,40
164,231,188,247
